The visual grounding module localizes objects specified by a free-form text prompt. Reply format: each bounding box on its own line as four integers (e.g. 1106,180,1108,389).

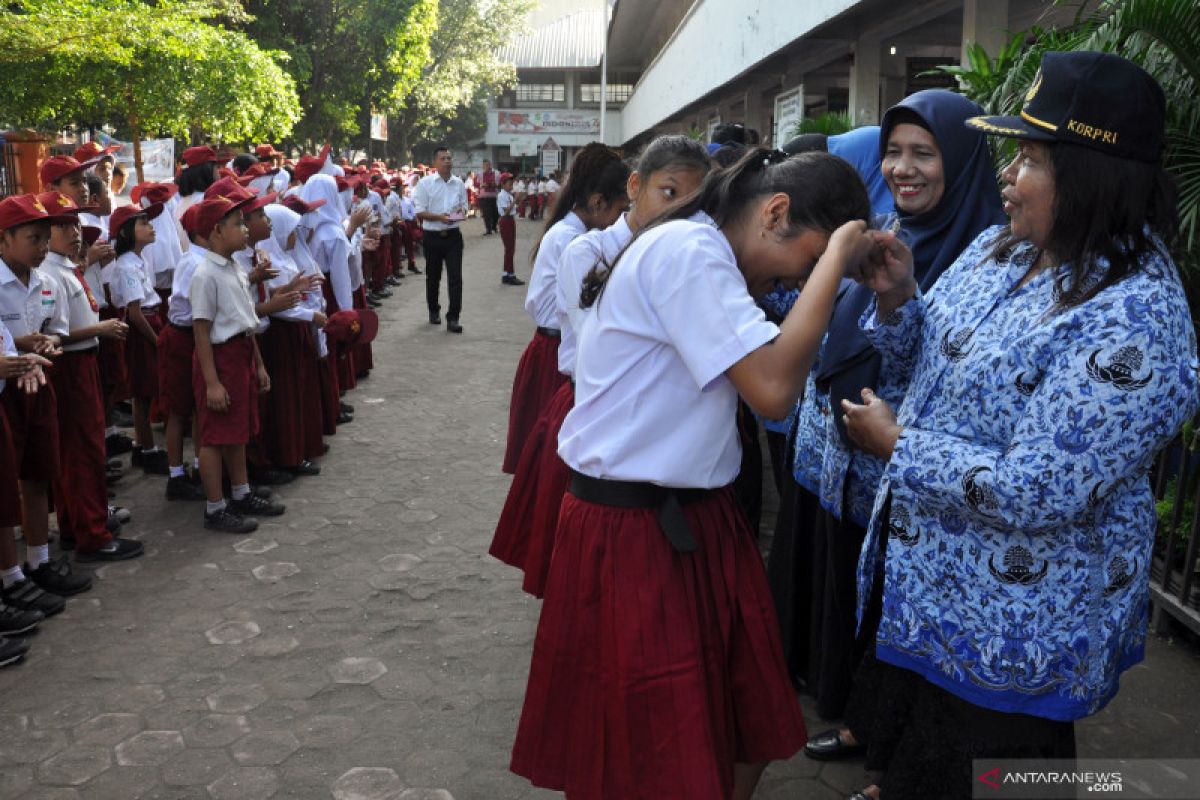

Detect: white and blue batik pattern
857,225,1200,721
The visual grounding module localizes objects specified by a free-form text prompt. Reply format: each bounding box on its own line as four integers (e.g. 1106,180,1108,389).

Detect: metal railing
1150,425,1200,635
0,136,18,198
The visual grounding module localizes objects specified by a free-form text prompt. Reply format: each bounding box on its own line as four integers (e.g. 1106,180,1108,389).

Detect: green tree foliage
0,1,301,151
241,0,439,148
791,111,853,137
935,0,1200,292
389,0,535,158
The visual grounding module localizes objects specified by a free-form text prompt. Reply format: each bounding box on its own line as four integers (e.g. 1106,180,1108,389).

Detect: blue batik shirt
857,225,1200,721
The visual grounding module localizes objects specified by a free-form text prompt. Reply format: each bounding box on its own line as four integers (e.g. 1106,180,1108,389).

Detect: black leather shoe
408,266,422,274
247,468,295,486
336,411,354,425
804,729,865,761
286,460,321,476
501,274,526,286
340,402,355,414
429,313,441,325
446,319,463,334
366,297,383,308
0,636,31,667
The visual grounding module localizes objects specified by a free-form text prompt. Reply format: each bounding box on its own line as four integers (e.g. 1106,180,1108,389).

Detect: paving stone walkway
2,215,1199,799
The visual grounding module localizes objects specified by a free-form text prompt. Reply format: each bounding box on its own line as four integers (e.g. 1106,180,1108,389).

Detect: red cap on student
39,155,99,187
0,194,78,230
280,195,327,215
108,202,164,240
73,141,121,163
34,191,86,217
182,145,221,167
255,144,284,159
131,181,179,207
295,156,324,184
81,226,103,247
180,204,203,236
205,177,257,201
500,172,514,182
323,309,379,345
192,194,249,239
236,163,280,186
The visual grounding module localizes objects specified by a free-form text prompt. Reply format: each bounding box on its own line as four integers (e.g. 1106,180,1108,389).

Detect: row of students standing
0,141,390,667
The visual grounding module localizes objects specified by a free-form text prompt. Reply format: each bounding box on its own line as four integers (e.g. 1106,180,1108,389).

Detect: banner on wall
370,113,388,141
774,87,803,147
497,110,601,135
102,135,175,183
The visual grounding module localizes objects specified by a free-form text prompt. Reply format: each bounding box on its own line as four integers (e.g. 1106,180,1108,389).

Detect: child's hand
312,312,328,328
207,382,230,412
100,319,128,340
17,361,48,394
855,230,916,296
0,355,32,379
264,290,301,314
257,367,271,394
16,332,61,357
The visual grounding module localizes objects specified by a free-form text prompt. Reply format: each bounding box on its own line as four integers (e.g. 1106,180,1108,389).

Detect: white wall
620,0,859,143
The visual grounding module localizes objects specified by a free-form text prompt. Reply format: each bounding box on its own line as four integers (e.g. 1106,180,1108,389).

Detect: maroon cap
324,309,379,345
294,156,325,185
205,177,258,201
255,144,284,159
193,195,249,239
39,155,99,186
182,145,221,167
108,202,163,240
180,204,202,236
73,141,121,163
132,181,179,207
34,191,88,218
236,163,281,186
0,193,78,230
242,191,279,215
280,195,327,215
81,225,103,247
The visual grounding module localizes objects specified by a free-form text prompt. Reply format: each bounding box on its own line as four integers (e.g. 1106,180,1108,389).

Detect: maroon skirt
317,354,340,436
490,381,573,597
511,486,807,799
259,319,321,467
351,285,373,376
322,280,357,392
0,404,23,526
124,304,164,399
503,330,567,474
98,305,129,403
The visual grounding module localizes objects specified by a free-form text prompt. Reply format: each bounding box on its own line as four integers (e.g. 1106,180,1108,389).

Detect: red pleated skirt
511,486,807,799
317,354,340,436
352,285,374,376
0,405,23,526
258,319,321,468
98,305,129,403
503,330,567,474
124,305,164,399
490,381,573,597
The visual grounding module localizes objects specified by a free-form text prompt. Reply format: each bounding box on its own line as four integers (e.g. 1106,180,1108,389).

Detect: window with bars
580,83,633,104
515,84,566,103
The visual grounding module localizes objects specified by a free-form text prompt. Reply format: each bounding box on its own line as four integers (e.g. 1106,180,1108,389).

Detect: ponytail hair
112,216,142,257
178,161,217,197
581,147,870,307
531,141,629,262
635,134,710,177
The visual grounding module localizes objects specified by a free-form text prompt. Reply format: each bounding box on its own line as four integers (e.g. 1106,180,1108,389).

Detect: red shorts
193,335,259,447
124,304,165,399
157,323,196,417
0,405,22,525
0,381,60,483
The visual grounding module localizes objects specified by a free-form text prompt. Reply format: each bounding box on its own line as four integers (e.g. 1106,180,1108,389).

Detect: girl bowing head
510,148,878,800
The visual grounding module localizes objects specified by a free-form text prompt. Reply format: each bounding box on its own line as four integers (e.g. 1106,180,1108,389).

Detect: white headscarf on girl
298,174,348,252
141,190,184,283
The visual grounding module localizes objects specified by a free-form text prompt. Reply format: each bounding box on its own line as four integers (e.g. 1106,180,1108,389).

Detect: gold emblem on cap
56,195,72,207
32,200,46,212
1025,69,1043,104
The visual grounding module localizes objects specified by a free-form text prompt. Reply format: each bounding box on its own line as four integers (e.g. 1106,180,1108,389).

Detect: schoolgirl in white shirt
492,134,711,598
501,143,629,475
510,149,880,800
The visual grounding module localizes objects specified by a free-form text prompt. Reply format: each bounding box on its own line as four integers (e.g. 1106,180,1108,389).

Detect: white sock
28,544,49,568
193,457,201,470
206,499,226,515
105,426,119,436
1,565,24,588
231,484,251,501
143,445,162,454
169,465,185,478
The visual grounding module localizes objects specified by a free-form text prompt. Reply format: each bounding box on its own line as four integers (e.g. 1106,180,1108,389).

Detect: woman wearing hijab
839,52,1197,800
765,90,1006,737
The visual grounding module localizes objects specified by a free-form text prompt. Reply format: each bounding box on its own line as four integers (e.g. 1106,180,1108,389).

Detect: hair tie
762,148,789,167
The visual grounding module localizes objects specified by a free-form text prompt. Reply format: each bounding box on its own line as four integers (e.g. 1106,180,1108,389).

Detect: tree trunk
125,89,145,184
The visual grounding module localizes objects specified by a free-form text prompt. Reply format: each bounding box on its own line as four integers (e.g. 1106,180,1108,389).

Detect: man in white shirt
412,146,468,334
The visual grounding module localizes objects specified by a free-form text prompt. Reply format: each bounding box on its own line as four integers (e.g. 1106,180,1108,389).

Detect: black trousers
424,228,464,320
479,196,499,233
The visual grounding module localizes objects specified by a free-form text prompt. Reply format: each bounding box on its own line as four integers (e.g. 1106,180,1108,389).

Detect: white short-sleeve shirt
497,189,514,218
189,251,260,344
167,243,211,326
524,211,586,329
0,257,68,342
554,214,633,377
0,322,14,394
110,251,161,310
557,216,780,488
514,180,527,194
41,252,101,352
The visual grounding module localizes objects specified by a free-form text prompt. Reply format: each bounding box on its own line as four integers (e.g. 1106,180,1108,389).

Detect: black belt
169,322,193,332
568,470,709,553
427,228,461,238
62,345,99,355
536,326,561,339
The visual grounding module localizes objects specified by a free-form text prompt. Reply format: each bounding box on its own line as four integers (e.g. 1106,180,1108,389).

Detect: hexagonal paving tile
332,767,404,800
397,791,455,800
252,562,301,582
99,683,166,712
233,538,278,554
242,634,301,658
379,553,423,572
207,766,281,800
205,620,262,645
72,713,143,747
32,699,100,729
296,714,362,748
37,747,112,786
182,714,250,747
329,656,388,684
205,684,269,713
160,748,235,786
114,730,185,767
231,730,300,765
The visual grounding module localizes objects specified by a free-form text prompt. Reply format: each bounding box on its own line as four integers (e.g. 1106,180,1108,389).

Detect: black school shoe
204,508,258,534
286,460,321,477
230,493,286,517
75,537,144,563
105,432,133,456
1,579,66,617
446,319,463,334
0,637,31,668
166,475,207,501
340,402,355,414
26,556,92,596
336,411,354,425
248,468,294,486
132,447,169,475
0,603,43,636
408,265,422,274
501,274,525,286
804,729,866,761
